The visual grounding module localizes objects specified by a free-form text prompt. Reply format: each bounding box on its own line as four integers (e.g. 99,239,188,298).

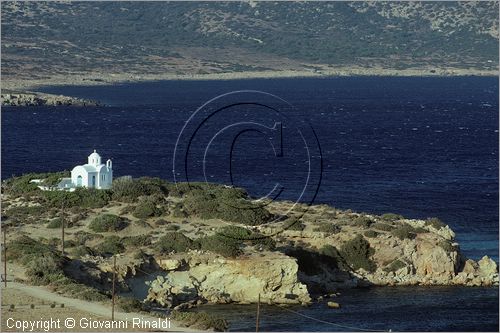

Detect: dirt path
4,283,194,332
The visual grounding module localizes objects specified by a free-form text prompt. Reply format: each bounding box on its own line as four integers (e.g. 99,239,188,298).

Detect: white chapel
69,150,113,189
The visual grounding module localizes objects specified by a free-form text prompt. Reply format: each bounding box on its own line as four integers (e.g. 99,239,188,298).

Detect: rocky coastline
68,203,498,310
2,175,498,319
1,91,102,107
2,66,499,93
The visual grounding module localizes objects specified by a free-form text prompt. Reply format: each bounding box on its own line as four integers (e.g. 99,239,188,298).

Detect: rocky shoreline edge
1,90,102,107
2,66,498,92
122,214,499,309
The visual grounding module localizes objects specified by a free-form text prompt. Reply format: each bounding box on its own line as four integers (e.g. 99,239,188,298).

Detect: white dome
88,149,102,166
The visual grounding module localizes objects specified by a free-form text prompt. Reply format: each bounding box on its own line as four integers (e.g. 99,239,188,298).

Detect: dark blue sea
2,77,498,331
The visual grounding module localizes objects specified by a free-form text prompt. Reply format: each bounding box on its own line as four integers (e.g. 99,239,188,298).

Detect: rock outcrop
140,213,497,309
345,233,497,287
146,252,311,307
1,91,101,107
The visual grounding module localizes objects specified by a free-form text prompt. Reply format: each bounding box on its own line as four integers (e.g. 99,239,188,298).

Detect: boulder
453,272,471,285
147,253,311,307
477,256,498,277
327,301,341,309
461,259,478,274
413,236,459,280
146,271,198,307
158,259,183,271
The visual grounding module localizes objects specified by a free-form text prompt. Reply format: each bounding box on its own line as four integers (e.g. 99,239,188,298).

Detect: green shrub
167,182,192,198
313,223,341,234
425,217,446,230
171,204,187,218
133,199,163,218
182,188,223,218
319,245,349,271
384,259,406,272
353,216,373,228
25,255,64,285
111,177,144,201
251,235,276,251
42,188,110,209
123,234,152,247
8,236,60,266
391,224,416,240
414,227,428,234
95,236,125,255
364,230,379,238
339,235,375,272
111,177,169,202
46,218,61,229
5,205,46,222
171,310,228,331
40,191,80,208
77,188,111,208
371,223,394,232
182,184,272,225
381,213,403,222
7,236,108,302
283,218,305,231
88,214,127,232
155,232,197,253
217,226,275,251
197,234,242,257
2,173,47,197
217,225,252,239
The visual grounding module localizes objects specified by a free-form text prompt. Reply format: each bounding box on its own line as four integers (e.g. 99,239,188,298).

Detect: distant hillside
1,1,498,87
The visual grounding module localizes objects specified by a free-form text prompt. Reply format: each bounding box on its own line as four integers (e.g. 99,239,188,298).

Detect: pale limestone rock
395,266,410,277
327,301,341,309
438,226,456,241
453,272,470,285
147,252,310,307
461,259,478,274
477,256,498,277
404,219,455,240
158,258,183,271
413,236,459,280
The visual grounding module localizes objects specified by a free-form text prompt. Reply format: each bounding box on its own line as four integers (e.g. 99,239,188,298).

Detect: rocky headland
1,91,102,107
1,174,498,329
132,208,498,308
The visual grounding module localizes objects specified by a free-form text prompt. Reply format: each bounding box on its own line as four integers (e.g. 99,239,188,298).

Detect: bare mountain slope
1,1,498,87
